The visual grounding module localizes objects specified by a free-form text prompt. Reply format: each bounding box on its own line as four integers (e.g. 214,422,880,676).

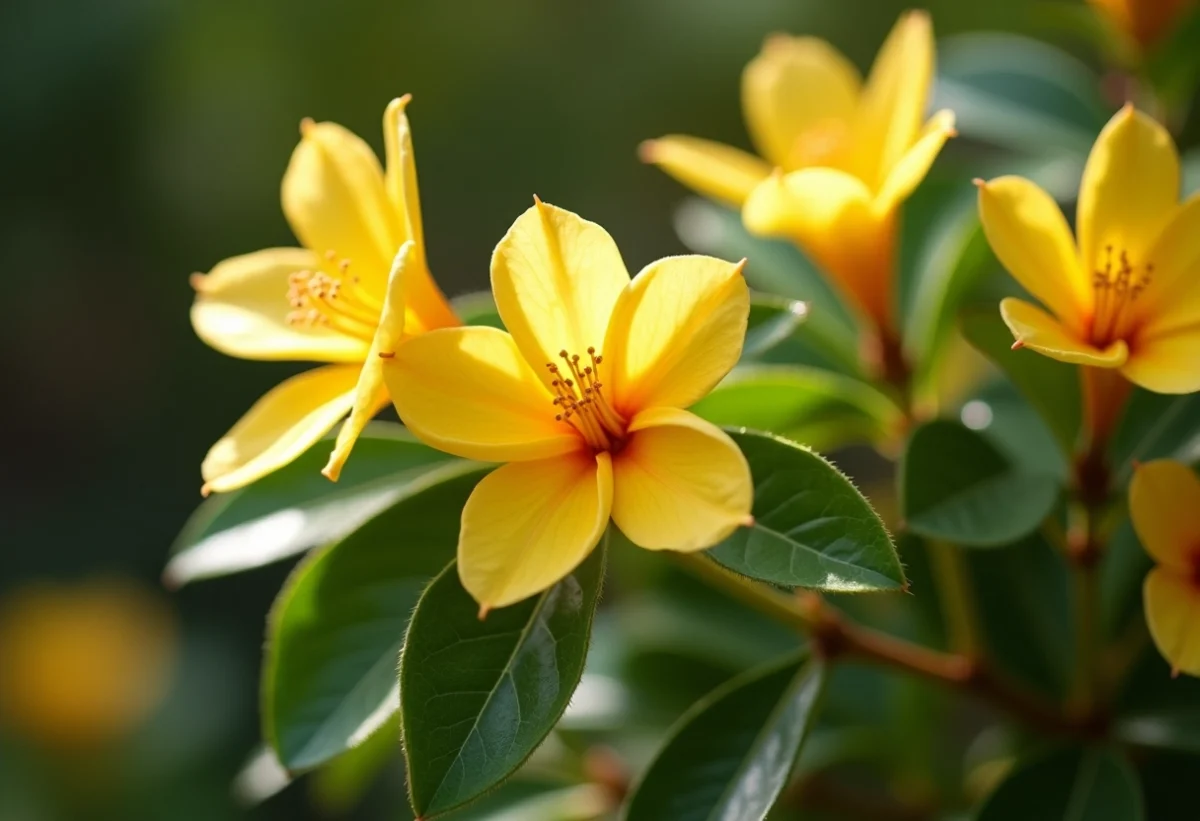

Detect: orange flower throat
1089,245,1152,348
547,348,627,452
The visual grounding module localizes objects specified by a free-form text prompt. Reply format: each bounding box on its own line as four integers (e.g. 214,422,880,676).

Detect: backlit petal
1144,568,1200,677
1129,460,1200,571
191,248,370,362
200,364,360,495
1138,193,1200,335
382,96,459,333
383,326,583,462
604,255,749,416
459,452,612,610
977,177,1090,327
874,110,956,214
741,35,861,169
1122,326,1200,394
282,119,398,297
492,200,630,382
1001,297,1128,366
1077,106,1179,289
850,10,934,189
611,408,752,551
640,136,772,208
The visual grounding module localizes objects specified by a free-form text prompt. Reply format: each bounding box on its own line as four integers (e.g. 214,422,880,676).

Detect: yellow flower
1129,460,1200,677
1089,0,1195,49
977,105,1200,395
641,11,955,333
382,200,754,611
190,97,459,494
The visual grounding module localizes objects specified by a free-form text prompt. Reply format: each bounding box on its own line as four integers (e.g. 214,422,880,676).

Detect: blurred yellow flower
0,580,176,748
1129,460,1200,677
383,200,754,611
190,97,459,494
1089,0,1195,49
641,11,954,334
977,105,1200,395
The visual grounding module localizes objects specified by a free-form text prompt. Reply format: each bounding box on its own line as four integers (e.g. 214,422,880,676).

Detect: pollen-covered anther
547,348,626,451
1089,245,1153,347
283,255,383,340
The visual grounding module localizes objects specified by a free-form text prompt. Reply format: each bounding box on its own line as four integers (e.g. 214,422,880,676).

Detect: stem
927,540,982,660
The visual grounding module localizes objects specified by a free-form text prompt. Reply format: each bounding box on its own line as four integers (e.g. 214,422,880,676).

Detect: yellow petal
1122,326,1200,394
382,96,459,334
977,177,1090,328
874,110,956,214
491,200,630,381
200,364,360,495
190,248,370,362
1077,106,1179,287
741,35,861,169
459,452,613,610
1138,193,1200,336
323,242,414,481
282,119,398,297
1129,460,1200,571
604,255,749,416
611,408,752,551
639,136,772,209
743,168,894,329
1144,568,1200,678
383,326,583,462
850,10,934,189
1000,297,1128,367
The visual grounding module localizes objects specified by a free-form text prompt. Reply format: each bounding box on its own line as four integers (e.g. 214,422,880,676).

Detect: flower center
547,348,627,452
286,251,382,341
1089,245,1152,348
788,118,847,170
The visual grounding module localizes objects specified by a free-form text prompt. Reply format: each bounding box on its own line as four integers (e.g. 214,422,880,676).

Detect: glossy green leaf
673,198,862,375
263,463,486,772
691,365,902,452
1117,710,1200,754
623,652,825,821
977,747,1144,821
400,544,607,819
742,295,809,361
961,308,1081,456
964,378,1070,481
166,423,454,586
901,419,1061,547
705,430,904,591
1110,390,1200,482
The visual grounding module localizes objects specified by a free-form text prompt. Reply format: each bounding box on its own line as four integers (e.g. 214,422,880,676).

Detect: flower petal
459,452,613,610
382,96,459,334
1000,297,1128,367
977,176,1090,327
604,255,749,416
639,136,772,209
200,364,360,495
874,109,956,214
741,35,861,169
743,168,893,328
282,119,398,297
1122,326,1200,394
1144,568,1200,678
491,200,630,381
850,10,934,189
1077,105,1179,290
1138,193,1200,336
1129,460,1200,571
190,248,370,362
611,408,752,551
383,326,583,462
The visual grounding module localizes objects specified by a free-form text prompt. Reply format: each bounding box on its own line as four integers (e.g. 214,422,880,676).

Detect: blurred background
0,0,1177,818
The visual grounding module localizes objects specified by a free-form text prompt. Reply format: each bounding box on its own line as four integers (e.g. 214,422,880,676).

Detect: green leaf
166,423,454,586
901,419,1061,547
452,290,505,330
691,365,902,452
933,32,1108,156
705,430,904,591
1110,390,1200,481
400,544,607,819
623,652,825,821
673,198,862,375
961,308,1082,456
977,747,1145,821
1117,710,1200,754
742,295,809,361
263,462,486,772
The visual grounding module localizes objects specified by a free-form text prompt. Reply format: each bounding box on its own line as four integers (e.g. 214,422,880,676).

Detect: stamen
546,348,626,451
285,255,381,341
1089,245,1152,348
